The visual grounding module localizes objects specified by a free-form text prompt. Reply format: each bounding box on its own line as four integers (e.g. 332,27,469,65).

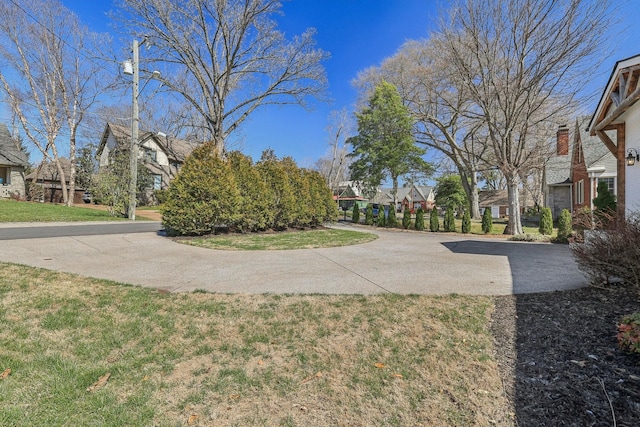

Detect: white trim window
152,174,162,190
597,177,616,195
576,179,584,205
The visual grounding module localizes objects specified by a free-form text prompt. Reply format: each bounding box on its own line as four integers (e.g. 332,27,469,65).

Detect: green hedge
162,146,337,235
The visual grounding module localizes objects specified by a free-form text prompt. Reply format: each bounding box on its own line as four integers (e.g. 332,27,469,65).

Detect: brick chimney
556,125,569,155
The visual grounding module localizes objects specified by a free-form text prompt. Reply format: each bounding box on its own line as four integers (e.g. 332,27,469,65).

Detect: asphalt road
0,221,162,240
0,221,588,295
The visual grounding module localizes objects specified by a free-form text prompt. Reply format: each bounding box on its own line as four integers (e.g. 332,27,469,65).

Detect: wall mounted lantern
626,148,639,166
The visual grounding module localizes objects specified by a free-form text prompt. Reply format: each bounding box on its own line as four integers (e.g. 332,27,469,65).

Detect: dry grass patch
0,262,513,426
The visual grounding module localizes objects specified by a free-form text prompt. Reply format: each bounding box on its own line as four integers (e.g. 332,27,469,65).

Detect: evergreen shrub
429,208,439,232
365,204,374,225
556,208,572,241
462,209,471,234
481,207,493,234
352,203,360,224
539,207,553,235
387,207,398,228
444,207,456,232
377,206,387,227
402,209,411,229
414,208,425,231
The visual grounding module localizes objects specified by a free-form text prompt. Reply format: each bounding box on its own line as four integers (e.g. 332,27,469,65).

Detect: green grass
0,199,122,222
0,262,512,426
0,199,156,222
180,228,378,250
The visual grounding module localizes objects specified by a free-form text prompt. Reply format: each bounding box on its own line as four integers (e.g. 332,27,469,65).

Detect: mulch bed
491,284,640,426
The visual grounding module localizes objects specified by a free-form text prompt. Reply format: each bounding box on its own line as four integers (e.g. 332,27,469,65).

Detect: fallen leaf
374,363,385,369
570,360,587,368
0,368,11,380
229,394,240,399
392,373,403,379
187,414,198,425
258,360,264,365
87,372,111,392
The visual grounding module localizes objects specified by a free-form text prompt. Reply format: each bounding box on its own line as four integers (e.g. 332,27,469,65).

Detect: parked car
82,191,92,203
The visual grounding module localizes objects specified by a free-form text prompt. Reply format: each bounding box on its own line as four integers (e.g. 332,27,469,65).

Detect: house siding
0,166,26,198
620,106,640,211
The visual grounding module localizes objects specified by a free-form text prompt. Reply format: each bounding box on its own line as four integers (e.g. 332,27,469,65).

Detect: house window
598,177,615,194
143,148,157,162
576,179,584,205
152,174,162,190
0,166,7,185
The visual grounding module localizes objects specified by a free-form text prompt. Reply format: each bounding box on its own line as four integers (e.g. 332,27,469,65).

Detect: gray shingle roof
0,124,29,167
100,122,197,163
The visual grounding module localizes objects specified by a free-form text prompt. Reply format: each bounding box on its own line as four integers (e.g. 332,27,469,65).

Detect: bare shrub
571,212,640,286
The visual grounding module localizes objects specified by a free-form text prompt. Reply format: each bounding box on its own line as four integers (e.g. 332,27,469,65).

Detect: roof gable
0,124,29,167
97,122,197,162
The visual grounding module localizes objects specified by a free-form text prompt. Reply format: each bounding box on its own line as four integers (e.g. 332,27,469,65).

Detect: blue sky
56,0,442,166
6,0,640,169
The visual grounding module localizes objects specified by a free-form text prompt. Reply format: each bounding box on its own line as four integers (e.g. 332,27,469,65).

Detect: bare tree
0,0,110,205
114,0,329,155
353,40,485,218
314,109,353,195
434,0,613,234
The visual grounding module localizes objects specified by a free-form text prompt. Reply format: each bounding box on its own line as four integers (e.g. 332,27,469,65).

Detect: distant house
588,53,640,216
373,184,435,212
96,123,197,194
478,189,533,219
479,190,509,218
334,180,368,211
25,157,87,204
0,123,29,199
544,118,617,219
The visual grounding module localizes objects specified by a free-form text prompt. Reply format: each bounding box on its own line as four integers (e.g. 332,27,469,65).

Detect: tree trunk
505,172,523,235
458,165,481,219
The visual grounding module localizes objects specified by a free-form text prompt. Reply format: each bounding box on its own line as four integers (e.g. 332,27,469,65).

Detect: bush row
162,145,338,235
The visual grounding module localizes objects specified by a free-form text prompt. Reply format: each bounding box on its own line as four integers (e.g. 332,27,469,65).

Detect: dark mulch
491,284,640,426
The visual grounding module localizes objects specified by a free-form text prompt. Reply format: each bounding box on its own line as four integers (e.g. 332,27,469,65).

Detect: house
373,184,435,212
478,189,534,219
544,118,617,219
25,158,87,204
588,53,640,216
0,123,29,199
334,180,368,211
479,190,508,218
96,123,197,193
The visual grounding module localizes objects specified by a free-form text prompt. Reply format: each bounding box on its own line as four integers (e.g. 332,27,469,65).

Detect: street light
123,38,160,220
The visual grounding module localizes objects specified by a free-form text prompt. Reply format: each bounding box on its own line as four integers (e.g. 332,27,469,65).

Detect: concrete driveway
0,222,587,295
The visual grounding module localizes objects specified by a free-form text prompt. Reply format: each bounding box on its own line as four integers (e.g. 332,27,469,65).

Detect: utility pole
127,39,140,221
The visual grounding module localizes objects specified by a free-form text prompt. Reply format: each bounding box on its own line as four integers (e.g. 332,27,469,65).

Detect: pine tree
481,207,493,234
414,208,425,231
429,208,439,232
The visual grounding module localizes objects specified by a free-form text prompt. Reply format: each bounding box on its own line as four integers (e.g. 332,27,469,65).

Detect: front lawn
179,228,377,250
0,263,512,426
0,199,154,222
